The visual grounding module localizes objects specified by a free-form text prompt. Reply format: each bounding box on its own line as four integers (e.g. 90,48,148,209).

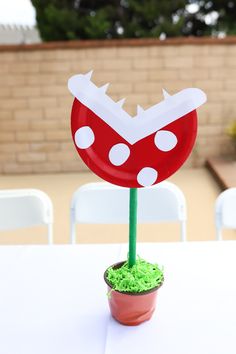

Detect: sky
0,0,36,26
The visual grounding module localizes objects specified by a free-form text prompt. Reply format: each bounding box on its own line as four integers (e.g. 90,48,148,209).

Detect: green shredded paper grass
106,257,164,293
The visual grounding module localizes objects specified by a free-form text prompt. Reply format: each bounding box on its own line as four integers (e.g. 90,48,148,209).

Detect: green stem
128,188,138,268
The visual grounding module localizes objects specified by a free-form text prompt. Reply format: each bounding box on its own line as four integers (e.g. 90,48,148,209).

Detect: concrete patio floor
0,168,235,244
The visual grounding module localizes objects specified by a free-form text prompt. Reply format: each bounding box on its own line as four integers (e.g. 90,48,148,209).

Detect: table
0,242,235,354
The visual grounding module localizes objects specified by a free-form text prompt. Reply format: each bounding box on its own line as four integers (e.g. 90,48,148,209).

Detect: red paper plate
69,72,206,188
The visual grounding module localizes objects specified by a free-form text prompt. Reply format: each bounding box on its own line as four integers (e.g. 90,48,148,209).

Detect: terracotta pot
104,261,163,326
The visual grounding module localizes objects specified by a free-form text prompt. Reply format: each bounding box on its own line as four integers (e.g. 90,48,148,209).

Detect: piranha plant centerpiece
68,71,207,326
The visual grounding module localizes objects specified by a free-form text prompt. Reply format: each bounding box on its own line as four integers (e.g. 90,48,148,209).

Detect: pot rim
104,260,164,296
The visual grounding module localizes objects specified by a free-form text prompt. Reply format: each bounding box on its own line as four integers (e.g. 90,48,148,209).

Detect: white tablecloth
0,241,235,354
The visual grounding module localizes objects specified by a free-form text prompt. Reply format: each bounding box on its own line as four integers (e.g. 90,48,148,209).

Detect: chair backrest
215,187,236,240
0,189,53,244
70,181,187,244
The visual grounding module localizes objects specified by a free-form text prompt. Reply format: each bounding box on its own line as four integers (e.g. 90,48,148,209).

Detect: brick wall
0,37,235,174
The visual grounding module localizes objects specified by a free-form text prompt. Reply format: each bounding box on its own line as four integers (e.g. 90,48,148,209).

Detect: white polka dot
154,130,177,152
74,126,95,149
109,143,130,166
137,167,158,187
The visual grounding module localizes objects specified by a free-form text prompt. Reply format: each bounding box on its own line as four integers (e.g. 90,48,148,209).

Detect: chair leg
70,221,76,244
216,228,222,241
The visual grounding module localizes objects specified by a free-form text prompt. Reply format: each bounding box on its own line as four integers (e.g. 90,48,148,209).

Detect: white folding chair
0,189,53,244
215,187,236,241
70,181,187,244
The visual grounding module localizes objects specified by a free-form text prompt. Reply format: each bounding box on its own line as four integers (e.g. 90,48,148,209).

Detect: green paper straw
128,188,138,268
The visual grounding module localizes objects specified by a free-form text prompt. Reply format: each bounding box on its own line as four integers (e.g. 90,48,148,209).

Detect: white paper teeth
162,88,171,99
99,83,110,93
137,105,144,115
84,70,93,80
117,98,126,107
